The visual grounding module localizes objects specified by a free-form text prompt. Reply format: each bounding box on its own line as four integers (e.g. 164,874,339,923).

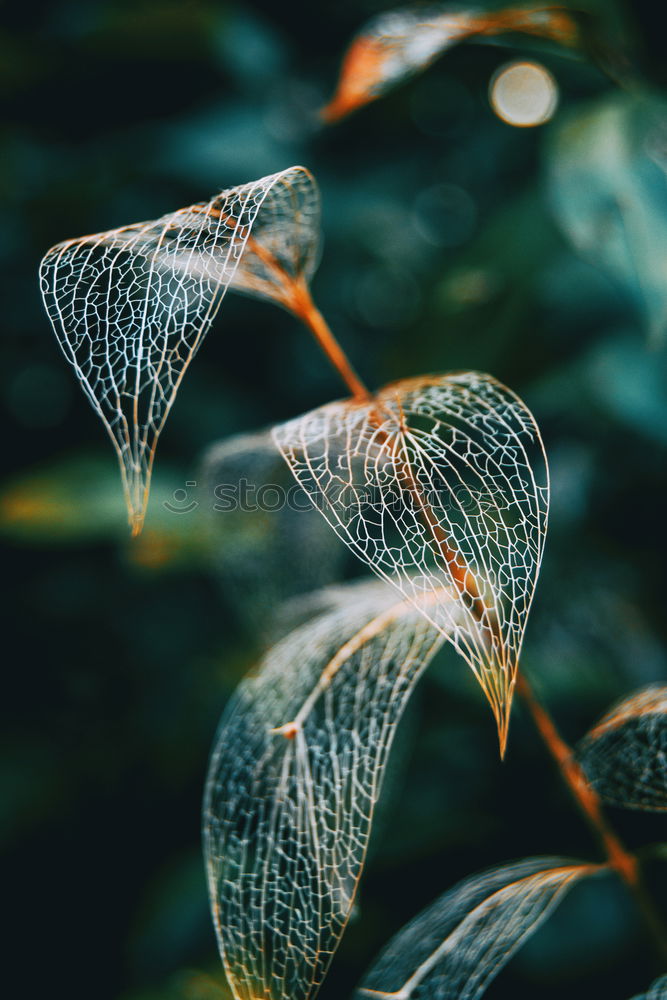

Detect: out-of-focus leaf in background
0,452,212,570
322,3,584,123
199,428,345,633
119,966,232,1000
548,92,667,345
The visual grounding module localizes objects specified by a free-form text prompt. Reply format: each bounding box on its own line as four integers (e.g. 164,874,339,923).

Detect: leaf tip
321,36,387,124
130,511,146,538
319,92,367,124
319,102,342,125
496,702,511,760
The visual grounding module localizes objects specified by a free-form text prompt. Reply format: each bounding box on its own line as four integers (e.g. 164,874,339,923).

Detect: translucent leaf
548,93,667,345
203,577,461,1000
39,166,319,535
322,4,581,122
354,857,599,1000
227,168,320,310
629,974,667,1000
273,373,549,754
576,685,667,812
199,428,344,634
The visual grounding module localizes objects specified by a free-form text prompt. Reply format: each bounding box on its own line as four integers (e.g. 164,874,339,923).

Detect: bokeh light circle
489,61,558,128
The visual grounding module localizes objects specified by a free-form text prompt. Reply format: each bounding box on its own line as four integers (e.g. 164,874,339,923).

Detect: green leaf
548,92,667,345
0,453,209,568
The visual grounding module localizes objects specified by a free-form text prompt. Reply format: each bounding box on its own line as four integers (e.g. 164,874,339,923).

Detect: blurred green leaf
130,852,210,980
0,453,209,569
119,966,232,1000
548,92,667,345
0,453,133,542
199,428,345,634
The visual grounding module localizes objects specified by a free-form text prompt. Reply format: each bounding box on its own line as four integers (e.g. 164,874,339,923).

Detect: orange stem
516,672,667,963
289,282,371,402
193,201,369,403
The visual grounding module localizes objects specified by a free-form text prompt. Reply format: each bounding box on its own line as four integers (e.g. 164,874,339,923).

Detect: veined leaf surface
355,857,599,1000
203,578,461,1000
322,4,581,122
40,166,319,535
576,685,667,812
273,373,549,753
630,975,667,1000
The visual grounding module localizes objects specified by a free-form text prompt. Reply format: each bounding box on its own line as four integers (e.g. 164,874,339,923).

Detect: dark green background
2,1,667,998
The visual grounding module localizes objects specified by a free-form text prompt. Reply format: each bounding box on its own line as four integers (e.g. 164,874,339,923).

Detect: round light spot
489,61,558,128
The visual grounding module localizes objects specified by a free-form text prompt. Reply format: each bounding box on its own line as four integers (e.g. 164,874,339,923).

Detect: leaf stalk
290,281,372,402
516,672,667,965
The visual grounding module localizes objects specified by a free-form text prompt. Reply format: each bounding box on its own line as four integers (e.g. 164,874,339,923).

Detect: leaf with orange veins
224,165,321,312
204,578,462,1000
576,685,667,813
273,372,549,755
39,166,320,536
322,4,582,123
354,857,601,1000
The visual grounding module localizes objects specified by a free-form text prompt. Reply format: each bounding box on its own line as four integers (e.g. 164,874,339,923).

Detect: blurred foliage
549,91,667,345
199,430,346,634
2,1,667,999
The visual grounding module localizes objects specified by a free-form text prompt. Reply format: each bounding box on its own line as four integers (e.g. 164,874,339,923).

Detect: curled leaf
273,373,549,753
221,167,321,310
355,857,599,1000
40,166,319,535
576,685,667,812
322,4,581,122
204,578,460,1000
